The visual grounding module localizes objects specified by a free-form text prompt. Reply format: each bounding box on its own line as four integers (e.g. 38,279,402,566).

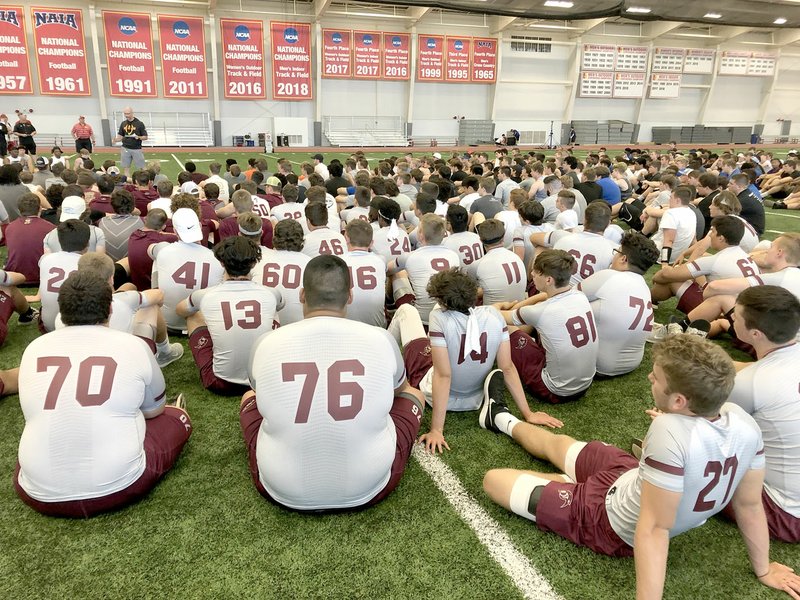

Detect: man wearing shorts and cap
112,107,147,178
71,116,95,154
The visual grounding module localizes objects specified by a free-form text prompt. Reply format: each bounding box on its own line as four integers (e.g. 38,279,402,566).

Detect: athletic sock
495,412,521,437
156,338,171,355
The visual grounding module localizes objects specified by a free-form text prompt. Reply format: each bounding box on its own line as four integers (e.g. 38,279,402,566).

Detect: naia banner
321,29,351,79
220,18,266,100
382,32,410,80
471,37,497,83
102,11,157,97
30,6,90,96
352,30,380,79
0,6,33,94
158,14,207,98
270,21,312,100
417,34,444,81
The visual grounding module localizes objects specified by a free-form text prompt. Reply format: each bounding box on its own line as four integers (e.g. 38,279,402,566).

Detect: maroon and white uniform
17,326,167,502
372,227,412,265
253,249,310,326
340,206,370,229
55,291,156,335
579,270,652,377
729,343,800,538
151,241,224,330
38,251,81,332
467,247,527,304
512,223,553,273
43,225,105,254
218,215,273,248
442,231,484,267
734,215,759,253
185,280,281,386
652,206,697,263
747,268,800,303
343,250,387,328
3,215,54,284
250,194,272,220
686,246,760,282
495,210,522,249
551,231,618,286
248,317,406,510
271,201,309,233
127,229,178,291
302,227,347,258
393,245,460,324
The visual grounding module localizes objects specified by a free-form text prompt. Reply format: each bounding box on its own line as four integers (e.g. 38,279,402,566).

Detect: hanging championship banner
471,37,497,83
30,6,90,95
270,21,312,100
102,11,157,97
445,36,470,83
353,30,381,79
321,29,351,79
381,32,410,80
220,18,266,99
0,6,33,94
417,34,444,81
158,15,207,98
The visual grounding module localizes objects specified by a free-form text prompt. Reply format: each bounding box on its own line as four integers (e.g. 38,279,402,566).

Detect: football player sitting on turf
39,220,89,333
242,255,425,511
467,218,527,305
15,271,192,518
177,236,281,396
342,220,387,328
578,232,659,377
442,204,483,267
512,200,552,279
481,335,800,598
727,286,800,542
301,201,347,258
389,268,562,453
0,269,38,345
498,249,598,403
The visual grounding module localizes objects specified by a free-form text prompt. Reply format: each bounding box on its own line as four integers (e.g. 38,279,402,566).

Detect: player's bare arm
702,277,750,299
634,481,681,600
419,345,452,454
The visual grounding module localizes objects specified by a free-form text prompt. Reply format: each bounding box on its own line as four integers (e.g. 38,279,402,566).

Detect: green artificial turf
0,168,798,598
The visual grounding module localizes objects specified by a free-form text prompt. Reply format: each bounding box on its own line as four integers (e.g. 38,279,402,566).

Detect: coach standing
112,107,147,177
12,113,36,155
71,116,95,154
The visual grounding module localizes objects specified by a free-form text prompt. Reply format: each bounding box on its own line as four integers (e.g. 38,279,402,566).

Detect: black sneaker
772,201,788,210
18,307,39,325
479,369,509,433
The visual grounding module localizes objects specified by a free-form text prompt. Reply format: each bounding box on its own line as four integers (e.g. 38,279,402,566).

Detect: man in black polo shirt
112,107,148,178
12,113,36,155
575,167,603,203
728,173,765,236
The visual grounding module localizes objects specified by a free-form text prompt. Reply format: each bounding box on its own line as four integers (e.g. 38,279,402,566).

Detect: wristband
660,247,672,264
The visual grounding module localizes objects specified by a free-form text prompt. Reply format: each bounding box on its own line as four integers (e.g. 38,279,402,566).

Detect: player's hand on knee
757,562,800,598
525,411,563,429
419,429,450,454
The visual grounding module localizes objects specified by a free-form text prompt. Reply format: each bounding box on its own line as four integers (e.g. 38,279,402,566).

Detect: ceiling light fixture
544,1,574,8
774,17,788,25
626,7,652,13
704,12,723,19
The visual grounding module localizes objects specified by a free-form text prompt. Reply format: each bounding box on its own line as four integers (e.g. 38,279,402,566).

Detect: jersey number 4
172,262,211,289
283,361,365,423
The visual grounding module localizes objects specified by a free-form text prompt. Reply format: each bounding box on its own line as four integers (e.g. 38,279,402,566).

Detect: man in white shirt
652,185,698,266
311,153,329,181
39,220,89,332
468,219,526,304
199,162,230,202
443,204,483,266
15,270,191,517
302,201,347,258
342,220,387,328
242,255,424,511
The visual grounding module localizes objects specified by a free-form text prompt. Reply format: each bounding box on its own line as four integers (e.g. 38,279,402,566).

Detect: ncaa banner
102,11,157,97
445,36,470,83
321,29,351,79
417,34,444,82
470,37,497,83
270,21,311,100
220,18,265,99
381,32,409,81
158,15,207,98
352,31,380,80
30,6,90,95
0,6,33,94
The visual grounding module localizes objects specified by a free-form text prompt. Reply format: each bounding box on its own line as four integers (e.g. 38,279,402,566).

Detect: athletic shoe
631,438,643,460
18,308,39,325
156,343,184,368
685,319,711,339
479,369,509,433
772,201,788,210
170,393,187,411
646,321,683,343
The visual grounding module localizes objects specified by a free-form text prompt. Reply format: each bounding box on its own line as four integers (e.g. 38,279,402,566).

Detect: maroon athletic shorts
0,290,14,346
676,281,705,315
189,326,250,396
721,488,800,543
402,337,432,389
509,330,587,404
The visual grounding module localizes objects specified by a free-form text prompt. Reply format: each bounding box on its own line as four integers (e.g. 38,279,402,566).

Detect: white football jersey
734,215,759,253
343,250,387,328
495,210,522,249
729,344,800,517
340,206,371,229
253,249,310,326
513,223,553,273
187,280,281,385
249,317,406,510
467,247,527,304
748,268,800,303
271,201,309,234
652,206,697,261
43,225,105,254
151,241,224,330
38,251,81,332
17,326,166,501
513,289,598,395
394,245,460,324
579,270,652,376
442,231,484,267
54,290,151,334
302,227,347,258
606,404,764,546
686,245,760,281
553,230,618,286
250,194,272,219
372,226,412,265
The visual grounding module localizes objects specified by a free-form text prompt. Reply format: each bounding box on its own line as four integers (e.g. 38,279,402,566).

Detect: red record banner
158,15,207,98
353,30,381,79
417,34,444,81
321,29,351,79
471,37,497,83
382,32,410,80
445,36,470,82
0,6,32,94
270,21,312,100
102,11,157,97
30,6,90,96
220,18,265,99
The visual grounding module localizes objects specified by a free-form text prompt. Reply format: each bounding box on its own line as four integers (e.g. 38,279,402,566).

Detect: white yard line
413,446,563,600
766,229,785,235
171,153,184,170
766,209,800,220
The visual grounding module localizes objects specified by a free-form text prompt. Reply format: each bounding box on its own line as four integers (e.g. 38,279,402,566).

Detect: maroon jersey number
628,296,654,332
220,300,262,330
736,258,757,278
693,456,739,512
37,356,118,410
568,250,598,279
456,332,489,364
262,263,302,290
46,267,67,293
172,262,211,289
348,266,378,290
501,261,523,285
390,236,411,255
458,243,483,265
565,311,598,348
284,360,365,424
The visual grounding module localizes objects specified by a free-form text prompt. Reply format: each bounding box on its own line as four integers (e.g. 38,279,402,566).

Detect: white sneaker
684,319,711,339
156,343,184,368
646,322,683,343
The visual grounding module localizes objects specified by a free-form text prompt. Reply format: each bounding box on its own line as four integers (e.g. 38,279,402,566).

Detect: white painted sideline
766,209,800,220
171,153,184,170
413,445,563,600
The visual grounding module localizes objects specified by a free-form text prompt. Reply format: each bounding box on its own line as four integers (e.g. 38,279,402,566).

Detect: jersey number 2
693,456,739,512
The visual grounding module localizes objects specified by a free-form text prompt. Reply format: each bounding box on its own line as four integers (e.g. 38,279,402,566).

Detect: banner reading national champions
270,21,312,100
30,6,90,96
220,18,266,99
0,6,33,94
158,15,207,98
102,11,157,97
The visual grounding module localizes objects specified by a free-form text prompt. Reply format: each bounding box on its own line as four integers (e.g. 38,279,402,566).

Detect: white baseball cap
60,196,86,222
559,211,579,231
180,181,200,195
432,152,442,160
172,207,203,243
